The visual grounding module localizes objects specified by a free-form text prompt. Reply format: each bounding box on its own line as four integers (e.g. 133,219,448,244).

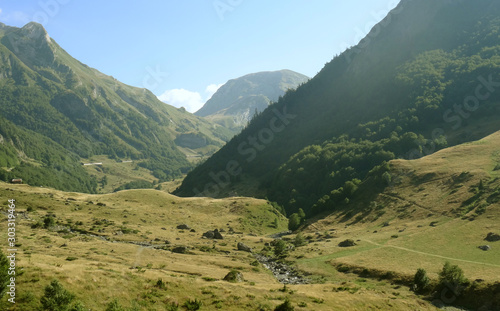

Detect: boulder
338,239,357,247
478,245,491,251
176,224,191,230
172,246,188,254
223,270,244,283
202,231,215,239
485,232,500,242
214,229,224,240
237,242,252,253
202,229,224,239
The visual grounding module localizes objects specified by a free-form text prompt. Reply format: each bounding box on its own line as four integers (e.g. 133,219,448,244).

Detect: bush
439,262,469,288
69,301,87,311
413,268,430,293
273,240,289,258
166,302,179,311
288,213,301,231
155,278,167,289
43,215,56,229
40,280,75,311
0,250,9,299
294,233,306,247
183,298,202,310
105,299,124,311
274,298,295,311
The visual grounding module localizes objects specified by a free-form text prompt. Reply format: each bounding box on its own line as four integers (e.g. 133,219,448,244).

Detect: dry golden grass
300,131,500,288
0,182,439,310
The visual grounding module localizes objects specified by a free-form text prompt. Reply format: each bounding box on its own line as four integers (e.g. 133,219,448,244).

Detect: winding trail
361,239,500,268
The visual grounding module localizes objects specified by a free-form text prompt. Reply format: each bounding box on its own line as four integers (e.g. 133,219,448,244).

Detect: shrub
69,301,87,311
413,268,430,293
272,218,279,228
0,250,9,299
166,302,179,311
274,298,295,311
294,233,306,247
439,262,469,288
43,215,56,228
40,280,75,311
105,299,124,311
183,298,202,310
288,213,301,231
273,240,289,258
155,278,167,289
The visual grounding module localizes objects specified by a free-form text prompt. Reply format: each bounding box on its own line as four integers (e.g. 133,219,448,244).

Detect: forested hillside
176,0,500,218
0,22,232,192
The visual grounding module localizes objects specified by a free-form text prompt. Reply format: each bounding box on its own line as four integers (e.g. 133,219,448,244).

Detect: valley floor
0,182,451,311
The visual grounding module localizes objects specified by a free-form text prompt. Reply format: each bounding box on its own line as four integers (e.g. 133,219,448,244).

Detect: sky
0,0,399,113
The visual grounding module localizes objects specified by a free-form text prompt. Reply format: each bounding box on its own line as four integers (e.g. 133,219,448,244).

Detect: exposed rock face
176,224,191,230
485,232,500,242
4,22,55,68
338,239,356,247
237,242,252,253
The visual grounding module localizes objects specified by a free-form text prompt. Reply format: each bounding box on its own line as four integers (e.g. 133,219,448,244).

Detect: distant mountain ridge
195,70,309,130
0,22,232,192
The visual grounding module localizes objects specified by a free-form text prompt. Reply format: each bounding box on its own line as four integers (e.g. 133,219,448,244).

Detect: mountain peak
195,69,309,121
21,22,51,43
2,22,54,67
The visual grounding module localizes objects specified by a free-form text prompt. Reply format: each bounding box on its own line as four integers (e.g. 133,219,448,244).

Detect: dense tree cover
0,117,98,193
113,180,153,192
0,23,230,192
176,1,500,219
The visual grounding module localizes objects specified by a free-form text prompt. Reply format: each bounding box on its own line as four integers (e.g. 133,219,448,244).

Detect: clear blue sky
0,1,399,112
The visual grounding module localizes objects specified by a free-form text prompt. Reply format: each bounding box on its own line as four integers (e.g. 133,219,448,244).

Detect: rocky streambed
254,254,308,285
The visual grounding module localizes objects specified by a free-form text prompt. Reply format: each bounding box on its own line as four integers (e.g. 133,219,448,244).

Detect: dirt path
361,239,500,268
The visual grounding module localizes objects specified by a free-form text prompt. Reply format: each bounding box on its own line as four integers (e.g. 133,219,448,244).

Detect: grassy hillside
0,22,232,193
0,182,441,311
291,131,500,309
175,0,500,220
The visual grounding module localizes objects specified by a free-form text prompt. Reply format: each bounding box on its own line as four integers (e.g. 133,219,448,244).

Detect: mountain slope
195,70,309,131
175,0,500,217
0,22,232,192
